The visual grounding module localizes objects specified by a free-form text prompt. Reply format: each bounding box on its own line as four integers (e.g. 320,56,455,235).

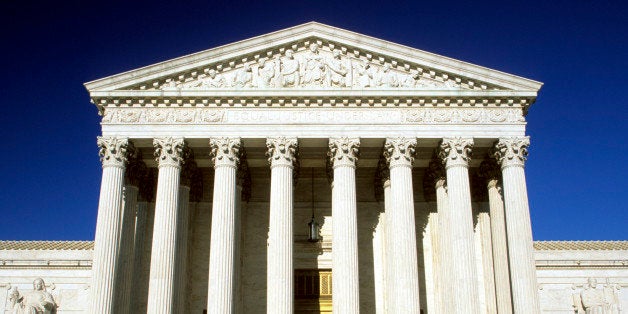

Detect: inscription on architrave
101,108,524,125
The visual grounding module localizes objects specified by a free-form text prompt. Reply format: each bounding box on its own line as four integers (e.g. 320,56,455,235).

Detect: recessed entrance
295,269,332,313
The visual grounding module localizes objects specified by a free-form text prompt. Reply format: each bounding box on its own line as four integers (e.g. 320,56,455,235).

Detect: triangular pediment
84,22,542,94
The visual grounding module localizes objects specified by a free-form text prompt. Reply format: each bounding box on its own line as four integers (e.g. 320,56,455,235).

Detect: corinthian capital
328,137,360,169
384,137,417,168
97,136,129,168
209,137,241,168
266,137,298,168
438,137,473,169
493,137,530,169
153,137,186,168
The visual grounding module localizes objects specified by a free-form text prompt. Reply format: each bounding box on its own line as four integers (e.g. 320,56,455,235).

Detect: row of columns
420,137,540,313
90,135,539,313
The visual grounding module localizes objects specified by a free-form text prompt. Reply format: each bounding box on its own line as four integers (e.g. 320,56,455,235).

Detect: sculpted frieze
142,41,496,91
101,107,524,125
102,108,225,124
404,108,524,124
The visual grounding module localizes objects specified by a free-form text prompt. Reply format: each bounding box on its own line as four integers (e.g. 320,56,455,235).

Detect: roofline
84,22,543,92
4,240,627,251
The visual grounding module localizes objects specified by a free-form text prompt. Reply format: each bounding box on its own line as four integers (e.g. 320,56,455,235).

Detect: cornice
535,259,628,270
90,89,537,99
0,260,93,269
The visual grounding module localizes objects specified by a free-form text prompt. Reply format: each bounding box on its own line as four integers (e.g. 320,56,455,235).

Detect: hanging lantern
308,215,320,242
307,168,320,242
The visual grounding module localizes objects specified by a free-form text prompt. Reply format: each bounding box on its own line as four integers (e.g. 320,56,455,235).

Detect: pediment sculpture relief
159,43,469,91
572,277,621,314
9,278,58,314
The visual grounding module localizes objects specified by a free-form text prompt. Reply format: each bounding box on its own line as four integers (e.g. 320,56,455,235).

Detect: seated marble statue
9,278,57,314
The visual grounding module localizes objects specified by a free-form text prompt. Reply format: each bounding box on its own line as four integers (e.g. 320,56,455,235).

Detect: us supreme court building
1,22,626,314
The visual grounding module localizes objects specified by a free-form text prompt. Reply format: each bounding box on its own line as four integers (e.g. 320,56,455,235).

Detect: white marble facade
1,22,627,313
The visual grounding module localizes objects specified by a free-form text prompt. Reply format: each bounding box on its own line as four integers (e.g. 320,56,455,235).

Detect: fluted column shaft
486,174,513,313
130,201,149,312
494,137,540,313
438,137,481,314
376,157,391,314
329,137,360,314
147,137,186,314
234,185,243,314
424,159,447,314
116,185,139,314
384,138,420,313
266,138,298,314
478,211,498,313
175,185,190,313
432,178,447,314
373,209,387,314
207,138,241,314
90,137,129,314
380,181,391,314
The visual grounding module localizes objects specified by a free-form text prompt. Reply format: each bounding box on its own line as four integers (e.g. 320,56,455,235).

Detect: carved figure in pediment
9,278,57,314
445,79,459,89
280,49,300,87
401,72,420,88
356,61,376,87
326,49,349,87
301,43,326,86
573,278,622,314
377,64,400,87
257,58,276,88
233,64,253,88
161,79,180,90
416,77,439,88
186,69,225,89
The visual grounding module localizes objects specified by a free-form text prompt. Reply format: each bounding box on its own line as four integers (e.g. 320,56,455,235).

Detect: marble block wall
0,249,92,313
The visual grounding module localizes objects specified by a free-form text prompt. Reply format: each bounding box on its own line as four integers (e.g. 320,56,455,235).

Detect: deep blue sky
1,1,626,240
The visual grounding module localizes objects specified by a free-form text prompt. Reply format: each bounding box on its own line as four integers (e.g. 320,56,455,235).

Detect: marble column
493,137,540,313
424,159,447,314
175,155,197,314
116,152,145,314
266,137,298,314
131,168,155,313
438,137,481,314
383,138,421,313
234,155,248,314
374,157,390,314
372,211,386,314
480,159,513,313
175,184,190,314
130,200,149,312
328,137,360,314
147,137,186,314
477,210,498,313
90,137,129,314
116,184,138,314
207,137,241,314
